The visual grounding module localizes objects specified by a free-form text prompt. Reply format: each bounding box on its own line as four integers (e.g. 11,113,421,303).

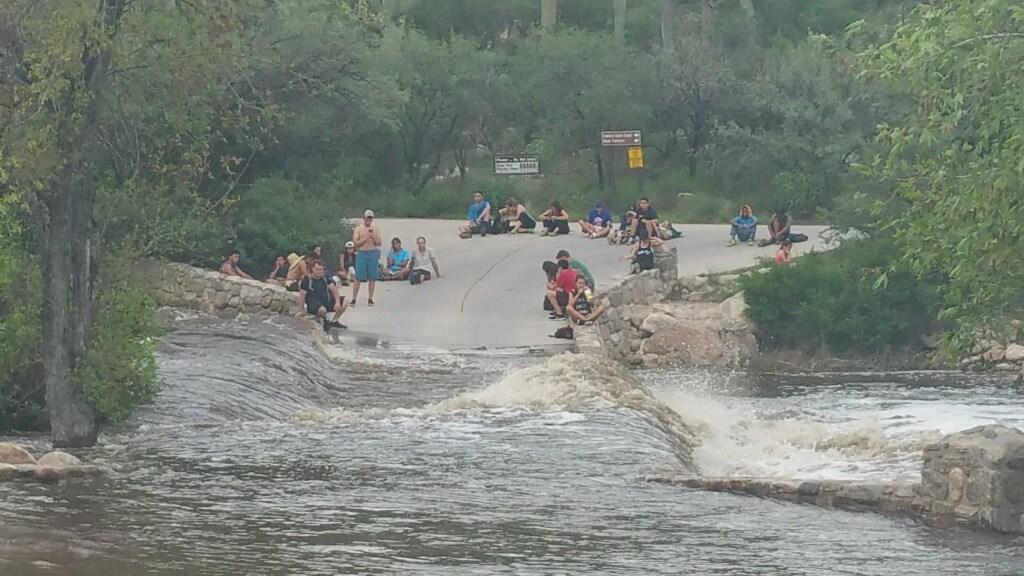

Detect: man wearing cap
352,209,382,306
578,201,612,239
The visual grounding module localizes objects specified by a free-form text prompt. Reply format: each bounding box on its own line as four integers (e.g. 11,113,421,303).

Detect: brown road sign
600,130,642,147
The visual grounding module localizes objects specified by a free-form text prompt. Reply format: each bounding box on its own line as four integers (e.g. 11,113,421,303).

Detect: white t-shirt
411,247,435,272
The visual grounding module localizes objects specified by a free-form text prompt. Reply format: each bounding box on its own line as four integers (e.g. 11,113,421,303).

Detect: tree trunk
661,0,676,52
613,0,627,42
541,0,558,31
595,148,606,190
42,165,97,447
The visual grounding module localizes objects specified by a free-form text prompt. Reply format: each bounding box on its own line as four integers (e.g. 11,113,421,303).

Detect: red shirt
555,268,578,293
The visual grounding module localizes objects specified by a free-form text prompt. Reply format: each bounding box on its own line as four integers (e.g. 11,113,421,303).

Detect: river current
2,314,1023,575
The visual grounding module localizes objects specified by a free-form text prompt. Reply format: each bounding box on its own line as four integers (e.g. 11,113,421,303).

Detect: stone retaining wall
576,247,756,368
142,261,299,318
648,425,1024,535
960,340,1024,379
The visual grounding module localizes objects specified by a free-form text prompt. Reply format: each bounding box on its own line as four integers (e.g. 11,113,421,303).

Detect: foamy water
2,317,1022,575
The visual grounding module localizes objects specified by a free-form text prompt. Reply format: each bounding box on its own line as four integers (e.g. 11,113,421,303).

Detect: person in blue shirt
728,204,758,246
382,237,412,280
459,191,493,238
578,201,613,239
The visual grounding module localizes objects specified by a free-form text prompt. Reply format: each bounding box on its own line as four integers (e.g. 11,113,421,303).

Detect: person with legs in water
538,201,570,236
297,260,348,332
567,275,606,325
728,204,758,247
352,209,382,307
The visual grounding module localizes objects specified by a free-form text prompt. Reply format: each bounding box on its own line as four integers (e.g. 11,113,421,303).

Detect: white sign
601,130,642,147
494,155,540,175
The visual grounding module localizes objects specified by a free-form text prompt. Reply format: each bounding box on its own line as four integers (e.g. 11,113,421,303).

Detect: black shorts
306,295,338,315
544,219,570,235
556,291,569,308
520,213,537,230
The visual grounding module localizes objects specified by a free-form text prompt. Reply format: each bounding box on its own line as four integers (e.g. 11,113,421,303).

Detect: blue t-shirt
388,248,411,272
732,215,757,229
468,200,491,222
588,208,612,226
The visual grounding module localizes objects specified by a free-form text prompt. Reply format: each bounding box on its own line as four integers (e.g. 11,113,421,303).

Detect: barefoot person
220,250,254,279
410,236,441,285
297,260,348,332
567,275,605,325
500,198,537,234
352,209,382,307
579,201,612,239
728,204,758,246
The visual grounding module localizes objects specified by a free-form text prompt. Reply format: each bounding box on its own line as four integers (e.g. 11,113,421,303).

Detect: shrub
74,275,161,426
739,239,939,354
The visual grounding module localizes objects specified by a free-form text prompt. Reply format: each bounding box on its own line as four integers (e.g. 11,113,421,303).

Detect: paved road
333,219,830,352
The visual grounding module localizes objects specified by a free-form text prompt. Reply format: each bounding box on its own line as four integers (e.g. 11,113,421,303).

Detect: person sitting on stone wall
284,253,308,291
220,250,254,280
266,255,289,284
622,236,663,274
567,275,606,325
297,260,347,332
382,237,412,281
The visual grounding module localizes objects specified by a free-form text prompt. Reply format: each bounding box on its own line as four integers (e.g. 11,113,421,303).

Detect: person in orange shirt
774,239,793,266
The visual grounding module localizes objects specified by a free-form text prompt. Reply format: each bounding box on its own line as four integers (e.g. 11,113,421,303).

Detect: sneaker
747,239,755,246
322,318,330,332
329,321,347,329
727,238,737,247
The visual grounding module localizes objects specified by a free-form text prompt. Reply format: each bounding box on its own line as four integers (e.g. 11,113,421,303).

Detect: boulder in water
0,443,37,465
38,451,82,467
921,424,1024,533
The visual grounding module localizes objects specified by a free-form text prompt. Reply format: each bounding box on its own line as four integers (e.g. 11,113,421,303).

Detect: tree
861,0,1024,343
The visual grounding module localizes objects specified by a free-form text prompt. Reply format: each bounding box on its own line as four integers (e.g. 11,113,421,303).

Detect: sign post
493,155,540,176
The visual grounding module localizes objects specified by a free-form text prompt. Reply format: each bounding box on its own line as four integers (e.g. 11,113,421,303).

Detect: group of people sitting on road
457,191,683,275
219,209,442,332
727,204,808,265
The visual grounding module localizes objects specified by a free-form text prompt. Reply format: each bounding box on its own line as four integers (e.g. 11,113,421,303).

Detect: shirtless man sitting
220,250,254,280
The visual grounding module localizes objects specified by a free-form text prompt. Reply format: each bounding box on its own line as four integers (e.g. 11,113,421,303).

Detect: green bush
74,277,161,426
739,239,940,354
0,197,46,431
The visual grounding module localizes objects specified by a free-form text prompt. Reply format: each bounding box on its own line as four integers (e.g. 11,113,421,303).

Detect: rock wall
648,424,1024,535
959,340,1024,379
142,261,299,318
577,247,756,368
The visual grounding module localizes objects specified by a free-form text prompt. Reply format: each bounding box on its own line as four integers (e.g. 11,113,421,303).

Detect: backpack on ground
552,325,574,339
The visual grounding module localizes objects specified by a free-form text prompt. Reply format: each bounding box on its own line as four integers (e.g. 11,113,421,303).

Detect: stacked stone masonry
142,261,299,318
648,425,1024,535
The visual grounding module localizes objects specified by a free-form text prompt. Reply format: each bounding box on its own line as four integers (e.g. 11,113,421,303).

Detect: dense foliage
1,0,1021,431
740,240,939,354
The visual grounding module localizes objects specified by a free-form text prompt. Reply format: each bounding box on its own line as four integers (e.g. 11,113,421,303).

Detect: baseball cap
345,241,355,248
363,209,375,218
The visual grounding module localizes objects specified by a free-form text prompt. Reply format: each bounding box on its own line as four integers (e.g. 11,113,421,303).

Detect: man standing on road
556,249,594,289
352,209,382,307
